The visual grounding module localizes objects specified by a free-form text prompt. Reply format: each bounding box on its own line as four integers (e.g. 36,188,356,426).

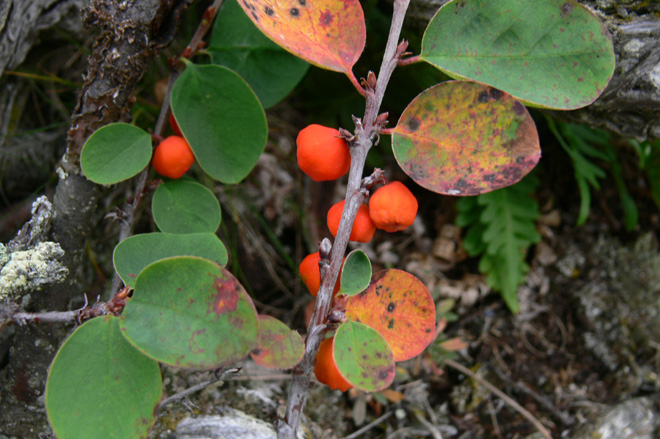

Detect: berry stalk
278,0,411,437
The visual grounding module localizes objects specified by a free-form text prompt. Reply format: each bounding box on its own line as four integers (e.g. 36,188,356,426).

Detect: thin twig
489,363,576,426
413,411,444,439
341,411,394,439
487,396,502,438
278,2,411,438
181,0,226,60
158,368,240,409
444,359,552,439
3,287,131,327
9,310,80,325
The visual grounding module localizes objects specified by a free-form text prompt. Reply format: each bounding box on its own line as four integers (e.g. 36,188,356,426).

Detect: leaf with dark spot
392,81,540,196
333,321,394,391
346,269,436,362
236,0,365,73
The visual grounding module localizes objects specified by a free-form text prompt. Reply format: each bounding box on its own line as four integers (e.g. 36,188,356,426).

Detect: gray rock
163,409,306,439
571,397,660,439
559,232,660,392
168,411,276,439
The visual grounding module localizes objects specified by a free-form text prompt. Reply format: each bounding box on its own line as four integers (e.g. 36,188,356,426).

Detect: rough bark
0,0,87,200
0,0,190,436
404,0,660,141
0,0,87,75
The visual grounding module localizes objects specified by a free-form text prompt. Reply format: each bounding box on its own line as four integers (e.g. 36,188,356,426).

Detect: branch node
361,168,387,191
319,238,332,260
338,127,355,143
375,112,389,129
351,115,363,131
365,71,377,90
327,309,345,324
396,39,410,58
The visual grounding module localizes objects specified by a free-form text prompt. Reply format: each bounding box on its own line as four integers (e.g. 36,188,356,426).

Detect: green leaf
121,256,259,369
334,320,395,392
250,315,304,369
235,0,365,73
209,0,309,108
340,249,371,296
421,0,615,109
392,81,540,195
113,232,228,288
456,175,541,313
171,64,267,183
46,316,162,439
345,269,436,361
80,123,152,185
152,180,221,234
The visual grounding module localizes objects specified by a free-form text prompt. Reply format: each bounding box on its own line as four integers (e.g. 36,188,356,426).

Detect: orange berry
327,201,376,243
298,252,342,297
314,337,353,392
369,181,418,232
169,113,183,136
296,124,350,181
152,135,195,179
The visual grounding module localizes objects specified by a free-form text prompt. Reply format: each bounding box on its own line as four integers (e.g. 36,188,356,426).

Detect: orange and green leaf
250,315,305,369
236,0,365,73
392,81,540,196
345,269,436,362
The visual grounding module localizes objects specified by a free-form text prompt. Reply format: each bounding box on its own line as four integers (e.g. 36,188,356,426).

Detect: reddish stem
347,70,367,97
398,54,421,66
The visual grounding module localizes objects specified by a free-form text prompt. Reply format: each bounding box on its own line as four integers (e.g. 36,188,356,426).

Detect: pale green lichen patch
0,241,68,300
0,243,9,266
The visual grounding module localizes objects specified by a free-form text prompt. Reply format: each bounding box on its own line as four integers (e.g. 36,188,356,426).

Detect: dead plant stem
444,359,552,439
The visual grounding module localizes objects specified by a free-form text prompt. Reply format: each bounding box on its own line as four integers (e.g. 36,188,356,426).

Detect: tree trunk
0,0,190,436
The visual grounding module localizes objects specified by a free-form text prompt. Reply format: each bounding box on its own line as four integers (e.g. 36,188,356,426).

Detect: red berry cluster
296,124,420,391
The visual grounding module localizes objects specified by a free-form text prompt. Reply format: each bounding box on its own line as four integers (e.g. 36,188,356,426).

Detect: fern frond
456,175,540,313
631,138,660,210
547,118,638,230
